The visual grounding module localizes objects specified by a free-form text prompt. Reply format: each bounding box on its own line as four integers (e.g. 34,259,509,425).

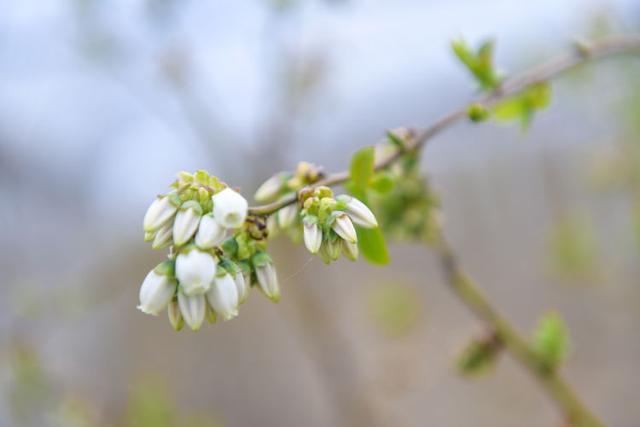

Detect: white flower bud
331,212,358,243
178,292,205,331
168,298,184,331
144,195,178,232
212,188,248,229
195,213,226,249
342,239,359,261
277,204,298,229
233,271,249,304
175,249,217,296
254,172,286,203
137,263,176,316
255,262,280,302
206,273,239,321
303,220,322,254
205,301,217,324
151,222,173,249
337,195,378,229
173,201,202,246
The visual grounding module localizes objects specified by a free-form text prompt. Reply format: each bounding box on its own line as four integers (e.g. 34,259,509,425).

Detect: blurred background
1,0,640,426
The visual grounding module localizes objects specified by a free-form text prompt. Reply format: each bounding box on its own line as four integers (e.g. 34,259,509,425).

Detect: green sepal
251,251,272,268
221,237,239,256
218,259,239,276
153,260,176,277
179,200,203,215
386,130,406,149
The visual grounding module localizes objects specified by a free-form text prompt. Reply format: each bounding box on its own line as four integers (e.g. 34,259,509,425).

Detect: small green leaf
494,82,552,129
451,38,501,90
357,226,389,265
370,173,395,194
467,102,490,122
533,311,569,370
349,146,375,197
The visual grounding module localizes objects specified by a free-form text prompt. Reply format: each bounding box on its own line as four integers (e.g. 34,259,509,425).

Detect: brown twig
248,35,640,216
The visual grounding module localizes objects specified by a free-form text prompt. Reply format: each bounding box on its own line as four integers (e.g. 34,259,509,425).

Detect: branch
248,35,640,216
433,231,604,427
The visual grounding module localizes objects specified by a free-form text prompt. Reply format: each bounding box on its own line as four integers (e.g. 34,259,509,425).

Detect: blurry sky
1,0,638,228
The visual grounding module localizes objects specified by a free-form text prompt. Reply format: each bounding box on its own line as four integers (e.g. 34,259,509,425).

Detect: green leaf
451,38,501,90
357,226,389,265
349,146,375,197
533,311,569,369
370,172,395,194
494,82,552,129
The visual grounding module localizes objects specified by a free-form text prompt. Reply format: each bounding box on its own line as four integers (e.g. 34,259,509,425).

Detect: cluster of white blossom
298,186,378,263
137,171,279,331
138,166,379,330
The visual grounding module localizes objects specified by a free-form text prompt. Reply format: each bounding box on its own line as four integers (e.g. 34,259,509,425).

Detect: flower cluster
254,161,325,241
298,186,378,263
138,170,279,331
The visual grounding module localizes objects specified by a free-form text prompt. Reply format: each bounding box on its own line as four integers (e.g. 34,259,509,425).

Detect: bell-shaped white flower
303,219,322,254
331,211,358,243
137,262,176,316
173,201,202,246
277,204,298,229
195,213,226,249
254,172,286,203
255,261,280,302
167,298,184,331
337,195,378,228
175,249,217,296
144,195,178,232
342,239,359,261
212,188,248,229
151,222,173,249
178,291,205,331
206,273,239,321
234,271,249,304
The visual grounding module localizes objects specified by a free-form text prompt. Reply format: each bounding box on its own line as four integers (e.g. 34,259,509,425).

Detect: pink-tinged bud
212,188,248,229
206,273,239,321
337,195,378,228
331,211,358,243
175,249,217,296
144,195,178,232
195,213,226,249
173,201,202,246
178,292,205,331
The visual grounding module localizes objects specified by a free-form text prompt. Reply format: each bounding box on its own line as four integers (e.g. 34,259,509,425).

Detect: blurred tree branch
247,35,640,426
249,35,640,215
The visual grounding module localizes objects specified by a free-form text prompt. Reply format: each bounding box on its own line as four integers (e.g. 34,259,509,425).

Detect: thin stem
433,231,604,427
249,35,640,216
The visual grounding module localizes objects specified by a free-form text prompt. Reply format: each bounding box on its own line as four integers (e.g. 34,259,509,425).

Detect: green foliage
493,82,552,129
347,146,390,265
348,146,376,199
367,281,421,337
369,148,441,245
451,38,501,90
532,311,569,370
456,333,502,377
